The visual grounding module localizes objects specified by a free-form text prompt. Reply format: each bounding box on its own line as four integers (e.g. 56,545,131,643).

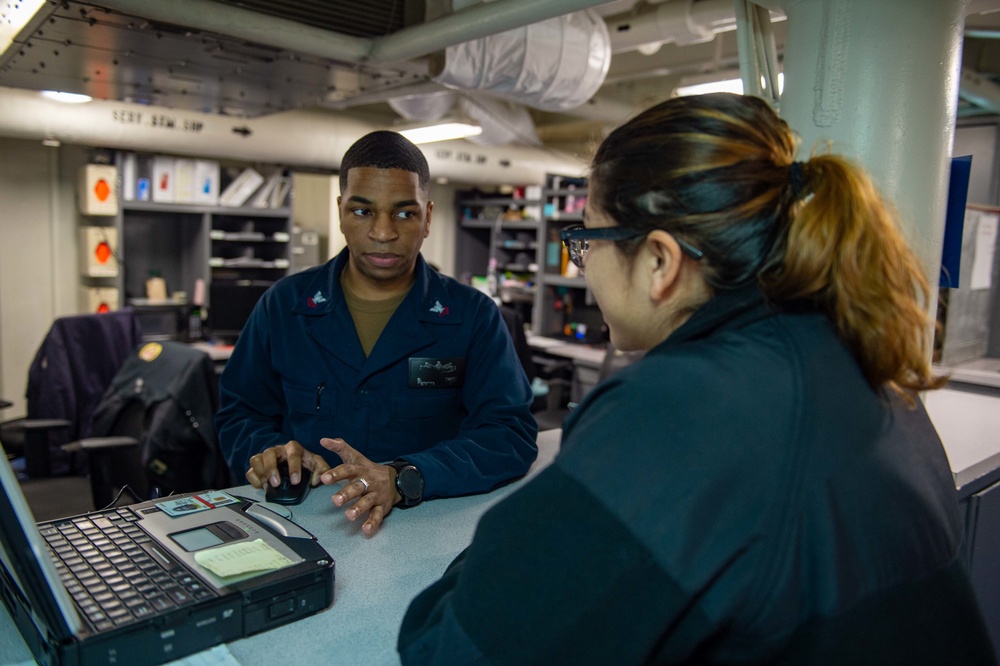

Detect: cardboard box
79,226,119,277
77,164,118,216
80,286,120,313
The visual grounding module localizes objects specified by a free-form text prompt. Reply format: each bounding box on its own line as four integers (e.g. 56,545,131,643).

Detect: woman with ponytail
399,94,995,664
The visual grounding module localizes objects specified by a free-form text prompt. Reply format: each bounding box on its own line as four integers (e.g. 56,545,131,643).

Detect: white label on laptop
194,538,294,578
157,492,241,517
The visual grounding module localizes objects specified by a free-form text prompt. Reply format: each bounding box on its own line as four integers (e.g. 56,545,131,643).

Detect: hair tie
789,161,808,198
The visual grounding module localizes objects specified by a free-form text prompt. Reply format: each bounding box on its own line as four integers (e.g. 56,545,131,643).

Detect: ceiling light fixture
398,122,483,144
675,73,784,97
40,91,93,104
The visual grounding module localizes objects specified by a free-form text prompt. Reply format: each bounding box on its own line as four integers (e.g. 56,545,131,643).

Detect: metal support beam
94,0,611,66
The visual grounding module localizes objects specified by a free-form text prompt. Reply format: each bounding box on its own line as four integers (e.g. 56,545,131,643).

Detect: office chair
67,341,233,509
6,309,142,478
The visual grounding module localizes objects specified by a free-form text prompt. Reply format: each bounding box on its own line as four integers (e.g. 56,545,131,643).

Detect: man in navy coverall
216,131,538,535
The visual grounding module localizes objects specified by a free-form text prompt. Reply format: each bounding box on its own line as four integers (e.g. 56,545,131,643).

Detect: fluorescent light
0,0,46,57
40,91,93,104
675,73,784,97
675,78,745,97
398,122,482,144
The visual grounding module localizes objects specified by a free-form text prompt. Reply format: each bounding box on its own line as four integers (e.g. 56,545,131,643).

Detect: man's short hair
339,131,430,194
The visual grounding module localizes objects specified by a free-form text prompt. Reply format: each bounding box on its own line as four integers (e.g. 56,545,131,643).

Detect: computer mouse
264,461,312,505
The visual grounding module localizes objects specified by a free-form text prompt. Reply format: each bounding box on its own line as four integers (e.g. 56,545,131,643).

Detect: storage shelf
122,201,291,217
461,219,539,230
544,213,585,224
210,230,290,242
209,257,291,269
458,197,543,207
544,275,587,288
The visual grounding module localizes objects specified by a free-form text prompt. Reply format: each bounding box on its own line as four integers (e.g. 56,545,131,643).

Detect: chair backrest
499,305,535,382
90,341,233,498
24,309,142,475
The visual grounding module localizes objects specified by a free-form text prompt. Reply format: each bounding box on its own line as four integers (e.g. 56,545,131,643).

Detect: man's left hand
319,437,400,536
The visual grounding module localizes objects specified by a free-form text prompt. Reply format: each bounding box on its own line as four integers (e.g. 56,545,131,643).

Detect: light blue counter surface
0,430,563,666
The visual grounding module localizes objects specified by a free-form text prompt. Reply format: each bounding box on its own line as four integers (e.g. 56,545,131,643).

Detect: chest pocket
283,383,337,418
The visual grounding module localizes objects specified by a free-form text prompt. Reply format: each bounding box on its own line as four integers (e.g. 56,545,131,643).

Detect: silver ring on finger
356,477,370,494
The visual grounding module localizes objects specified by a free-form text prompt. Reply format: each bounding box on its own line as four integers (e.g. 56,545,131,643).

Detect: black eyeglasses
559,224,703,269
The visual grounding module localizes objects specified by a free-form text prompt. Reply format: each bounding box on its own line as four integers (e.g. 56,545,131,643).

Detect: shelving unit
110,155,293,340
454,191,544,324
535,175,605,344
116,203,292,299
453,175,607,345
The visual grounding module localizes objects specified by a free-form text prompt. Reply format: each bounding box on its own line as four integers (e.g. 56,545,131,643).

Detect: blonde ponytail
763,155,945,396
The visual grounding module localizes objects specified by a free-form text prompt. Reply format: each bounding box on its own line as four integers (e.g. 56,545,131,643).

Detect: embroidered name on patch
408,357,466,388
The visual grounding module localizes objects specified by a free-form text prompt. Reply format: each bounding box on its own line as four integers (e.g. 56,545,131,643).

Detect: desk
189,341,234,363
527,335,606,404
0,430,563,666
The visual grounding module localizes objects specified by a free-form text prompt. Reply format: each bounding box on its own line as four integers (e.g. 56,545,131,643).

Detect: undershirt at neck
340,275,410,357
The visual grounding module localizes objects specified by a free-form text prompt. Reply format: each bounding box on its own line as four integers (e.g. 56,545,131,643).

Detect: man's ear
336,195,344,232
424,200,434,238
646,230,685,301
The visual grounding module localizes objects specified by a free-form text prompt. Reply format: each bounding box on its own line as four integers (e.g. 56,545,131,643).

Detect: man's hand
246,440,331,489
319,437,400,536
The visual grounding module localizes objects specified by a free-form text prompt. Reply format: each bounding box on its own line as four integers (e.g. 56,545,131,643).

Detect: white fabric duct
388,91,459,121
432,10,612,112
459,95,541,146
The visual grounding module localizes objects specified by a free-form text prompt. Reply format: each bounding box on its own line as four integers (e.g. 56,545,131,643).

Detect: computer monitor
207,281,271,343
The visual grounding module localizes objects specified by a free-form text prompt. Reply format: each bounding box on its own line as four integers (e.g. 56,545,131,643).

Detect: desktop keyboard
40,507,215,631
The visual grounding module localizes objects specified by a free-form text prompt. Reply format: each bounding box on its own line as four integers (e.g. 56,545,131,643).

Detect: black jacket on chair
90,341,232,495
25,309,142,475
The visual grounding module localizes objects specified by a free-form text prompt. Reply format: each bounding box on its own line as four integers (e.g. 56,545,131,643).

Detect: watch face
397,466,424,500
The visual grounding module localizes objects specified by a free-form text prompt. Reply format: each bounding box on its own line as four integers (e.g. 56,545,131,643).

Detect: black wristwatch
387,459,424,508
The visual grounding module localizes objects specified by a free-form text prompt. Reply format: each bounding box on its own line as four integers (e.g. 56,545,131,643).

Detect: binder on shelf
120,152,137,201
220,167,265,207
270,176,292,209
151,155,176,203
193,159,220,205
174,158,196,204
250,172,283,208
136,154,153,201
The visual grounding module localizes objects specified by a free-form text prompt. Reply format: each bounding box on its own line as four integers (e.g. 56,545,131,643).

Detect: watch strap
387,459,423,508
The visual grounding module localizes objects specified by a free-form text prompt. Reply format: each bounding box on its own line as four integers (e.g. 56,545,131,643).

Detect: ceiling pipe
0,86,586,184
604,0,743,53
93,0,612,66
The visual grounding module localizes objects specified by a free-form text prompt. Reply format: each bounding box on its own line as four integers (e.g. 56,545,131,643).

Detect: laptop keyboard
40,507,216,632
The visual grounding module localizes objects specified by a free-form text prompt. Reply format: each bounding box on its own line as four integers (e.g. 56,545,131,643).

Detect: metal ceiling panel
212,0,409,38
0,1,423,116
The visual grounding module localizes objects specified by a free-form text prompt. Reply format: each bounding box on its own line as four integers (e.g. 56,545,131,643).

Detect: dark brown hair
590,93,943,396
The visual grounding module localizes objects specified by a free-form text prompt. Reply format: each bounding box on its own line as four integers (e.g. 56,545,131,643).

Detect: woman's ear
645,230,685,302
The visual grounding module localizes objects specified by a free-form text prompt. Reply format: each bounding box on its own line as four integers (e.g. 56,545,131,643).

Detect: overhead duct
388,91,460,122
459,95,541,146
0,87,585,184
432,9,612,112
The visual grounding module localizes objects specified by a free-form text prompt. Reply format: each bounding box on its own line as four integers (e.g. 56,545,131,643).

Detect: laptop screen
0,442,83,640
